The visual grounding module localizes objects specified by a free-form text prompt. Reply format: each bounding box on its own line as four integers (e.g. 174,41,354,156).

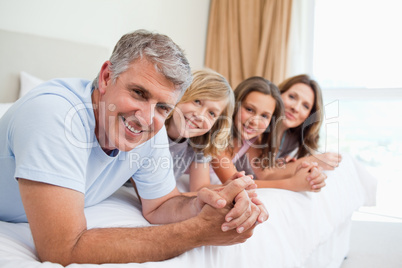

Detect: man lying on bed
0,29,268,265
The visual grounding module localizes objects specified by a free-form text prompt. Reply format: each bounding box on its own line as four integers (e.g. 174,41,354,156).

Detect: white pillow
19,71,44,98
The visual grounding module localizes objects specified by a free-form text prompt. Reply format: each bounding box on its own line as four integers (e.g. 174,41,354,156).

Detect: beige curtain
205,0,293,88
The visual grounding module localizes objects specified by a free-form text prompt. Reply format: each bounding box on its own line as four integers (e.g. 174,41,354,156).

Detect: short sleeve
10,94,90,193
131,126,176,199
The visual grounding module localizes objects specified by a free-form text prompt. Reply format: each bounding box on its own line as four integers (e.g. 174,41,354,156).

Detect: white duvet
0,154,376,268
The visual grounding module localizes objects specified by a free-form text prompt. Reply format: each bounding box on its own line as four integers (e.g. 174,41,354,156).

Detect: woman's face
281,83,315,130
170,98,227,139
235,91,276,141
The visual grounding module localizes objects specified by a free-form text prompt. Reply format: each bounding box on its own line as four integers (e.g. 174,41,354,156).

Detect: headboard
0,29,111,102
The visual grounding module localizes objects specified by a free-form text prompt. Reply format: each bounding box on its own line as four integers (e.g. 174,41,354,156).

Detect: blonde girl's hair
165,68,235,157
278,74,324,158
233,77,284,169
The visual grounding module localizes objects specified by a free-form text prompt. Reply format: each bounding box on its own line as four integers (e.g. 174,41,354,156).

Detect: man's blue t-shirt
0,78,176,223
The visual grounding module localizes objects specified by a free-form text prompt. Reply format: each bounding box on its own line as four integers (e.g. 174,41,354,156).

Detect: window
313,0,402,221
313,0,402,90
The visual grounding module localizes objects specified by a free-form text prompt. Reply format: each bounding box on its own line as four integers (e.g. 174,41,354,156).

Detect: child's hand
222,171,267,224
228,171,257,196
197,176,268,233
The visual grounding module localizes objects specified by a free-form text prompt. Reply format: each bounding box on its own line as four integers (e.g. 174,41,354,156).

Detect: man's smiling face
95,58,180,152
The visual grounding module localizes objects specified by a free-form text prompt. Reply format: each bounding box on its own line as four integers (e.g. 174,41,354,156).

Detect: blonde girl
165,69,234,192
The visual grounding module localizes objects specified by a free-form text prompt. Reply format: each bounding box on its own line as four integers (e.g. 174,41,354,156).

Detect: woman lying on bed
275,74,342,169
211,76,328,192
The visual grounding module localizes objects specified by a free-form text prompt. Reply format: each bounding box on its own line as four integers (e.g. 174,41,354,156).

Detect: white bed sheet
0,154,376,268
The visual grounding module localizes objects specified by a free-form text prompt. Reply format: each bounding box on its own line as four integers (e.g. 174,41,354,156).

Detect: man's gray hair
93,29,192,94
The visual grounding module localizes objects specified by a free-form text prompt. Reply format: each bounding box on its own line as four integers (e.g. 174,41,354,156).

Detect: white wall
0,0,210,70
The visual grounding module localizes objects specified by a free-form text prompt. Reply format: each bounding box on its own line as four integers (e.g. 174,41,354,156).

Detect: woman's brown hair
278,74,324,158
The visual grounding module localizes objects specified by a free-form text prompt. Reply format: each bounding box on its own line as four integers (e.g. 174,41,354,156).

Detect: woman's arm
247,147,338,180
253,163,327,192
246,145,327,191
301,152,342,170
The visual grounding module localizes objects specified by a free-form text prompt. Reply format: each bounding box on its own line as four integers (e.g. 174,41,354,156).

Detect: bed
0,29,377,268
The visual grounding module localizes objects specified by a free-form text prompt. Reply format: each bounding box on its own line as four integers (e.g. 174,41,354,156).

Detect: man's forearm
22,178,261,266
65,219,202,265
64,201,253,265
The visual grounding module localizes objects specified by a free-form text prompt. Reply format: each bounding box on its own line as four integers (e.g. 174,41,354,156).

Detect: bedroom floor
340,161,402,268
341,212,402,268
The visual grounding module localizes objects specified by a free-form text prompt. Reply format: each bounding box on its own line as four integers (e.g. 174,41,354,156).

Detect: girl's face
235,91,276,141
281,83,315,130
170,98,227,139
